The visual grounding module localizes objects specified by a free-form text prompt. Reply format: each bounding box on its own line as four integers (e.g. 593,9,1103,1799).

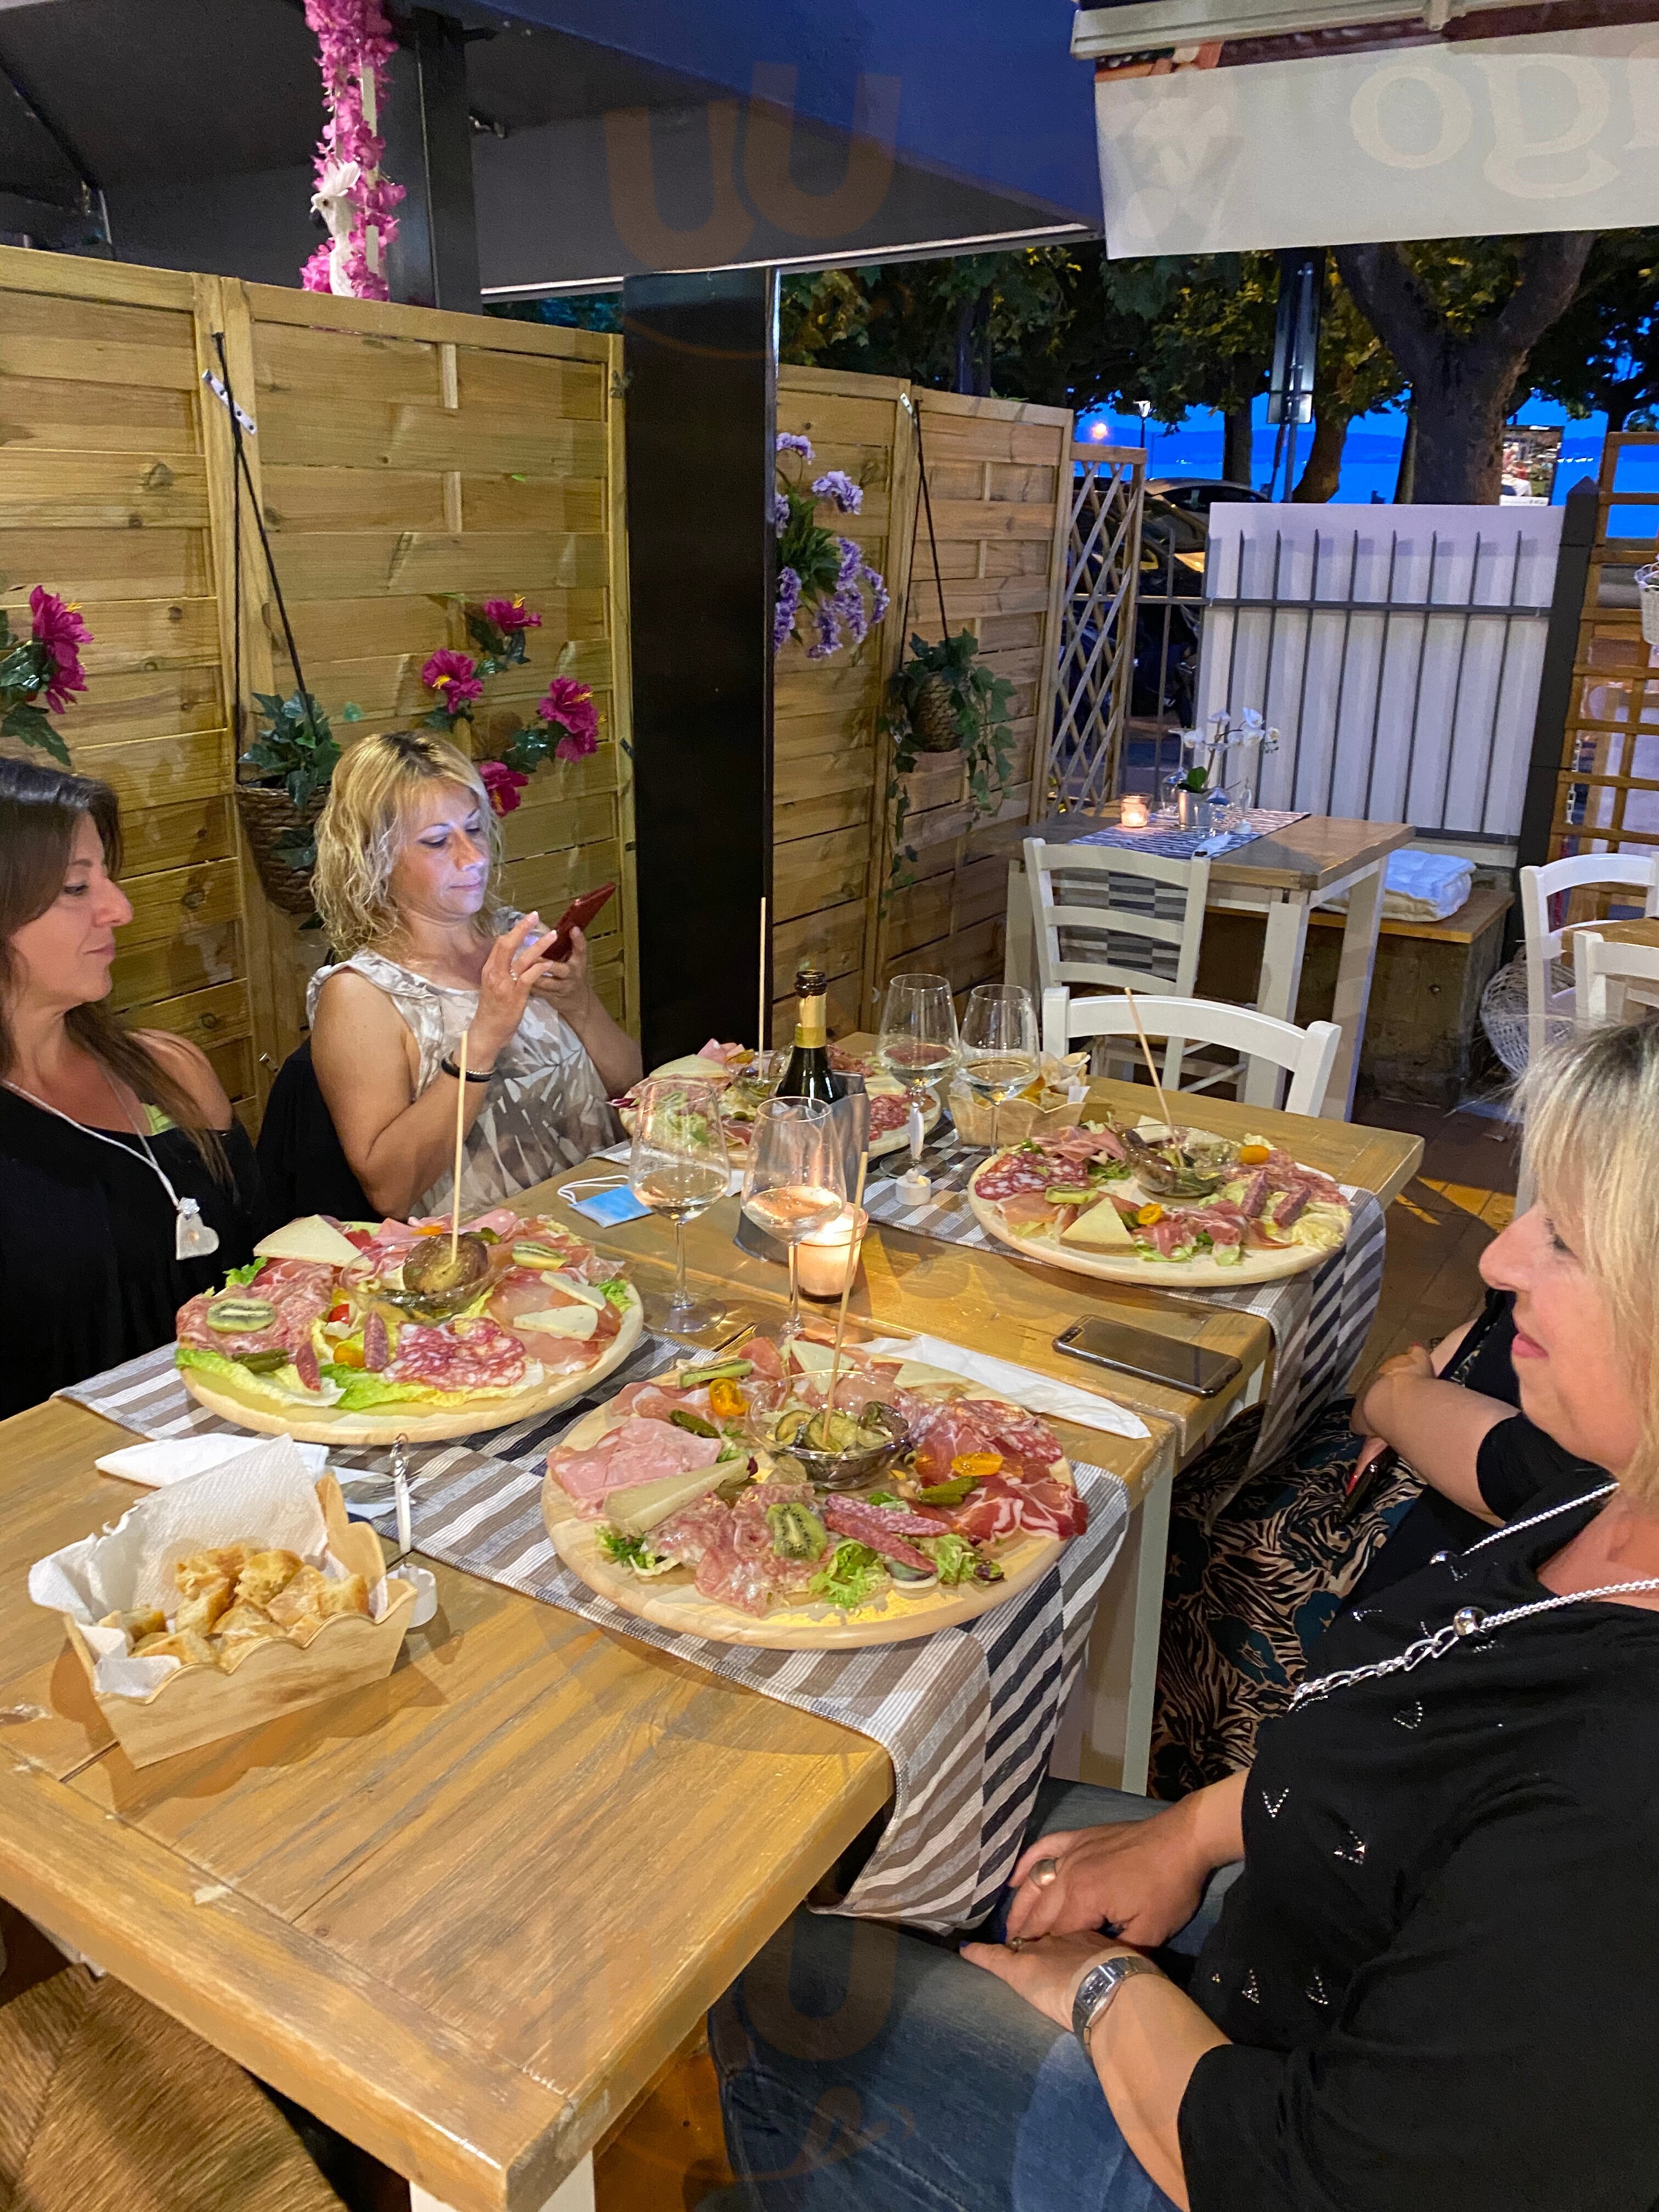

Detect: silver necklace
5,1066,220,1261
1291,1485,1659,1710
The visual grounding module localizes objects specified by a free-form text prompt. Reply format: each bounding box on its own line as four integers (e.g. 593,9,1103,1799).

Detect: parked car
1145,477,1268,517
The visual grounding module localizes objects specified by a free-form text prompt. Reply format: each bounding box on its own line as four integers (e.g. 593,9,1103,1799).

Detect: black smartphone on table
1053,1317,1242,1397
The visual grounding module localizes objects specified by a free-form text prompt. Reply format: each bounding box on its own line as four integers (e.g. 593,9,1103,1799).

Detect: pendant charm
175,1198,220,1260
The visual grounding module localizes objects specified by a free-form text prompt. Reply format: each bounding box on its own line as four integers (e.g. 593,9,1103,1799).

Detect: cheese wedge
1059,1197,1136,1248
252,1214,362,1267
605,1462,731,1537
515,1302,600,1340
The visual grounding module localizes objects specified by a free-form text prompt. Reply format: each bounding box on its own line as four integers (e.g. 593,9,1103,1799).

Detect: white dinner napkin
854,1334,1150,1442
95,1434,330,1488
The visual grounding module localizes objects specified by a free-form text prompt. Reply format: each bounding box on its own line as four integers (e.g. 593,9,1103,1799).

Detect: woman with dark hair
0,756,261,1417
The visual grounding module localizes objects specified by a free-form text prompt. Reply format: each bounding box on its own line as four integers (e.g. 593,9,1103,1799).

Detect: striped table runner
866,1138,1387,1472
60,1342,1128,1932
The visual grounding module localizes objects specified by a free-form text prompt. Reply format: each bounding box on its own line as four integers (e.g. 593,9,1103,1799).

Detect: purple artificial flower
772,565,802,653
30,588,91,713
773,492,791,535
812,470,862,515
806,599,840,661
835,535,862,587
863,563,889,624
775,432,814,460
478,759,529,816
478,596,541,634
832,583,868,648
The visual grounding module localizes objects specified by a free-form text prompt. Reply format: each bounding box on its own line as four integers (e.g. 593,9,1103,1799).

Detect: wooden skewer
1121,986,1175,1136
825,1148,870,1417
449,1025,469,1266
758,895,768,1059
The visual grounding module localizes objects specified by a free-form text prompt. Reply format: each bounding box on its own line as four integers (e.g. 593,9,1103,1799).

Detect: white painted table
1001,811,1415,1117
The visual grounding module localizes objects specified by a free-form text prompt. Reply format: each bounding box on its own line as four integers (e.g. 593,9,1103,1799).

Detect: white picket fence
1197,503,1562,840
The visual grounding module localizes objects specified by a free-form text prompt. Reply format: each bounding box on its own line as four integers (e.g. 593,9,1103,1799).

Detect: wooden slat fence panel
0,250,254,1119
1550,430,1659,861
870,388,1072,1011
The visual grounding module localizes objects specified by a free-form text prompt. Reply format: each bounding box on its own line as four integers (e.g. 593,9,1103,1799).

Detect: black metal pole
1515,476,1597,879
624,269,776,1064
383,7,481,313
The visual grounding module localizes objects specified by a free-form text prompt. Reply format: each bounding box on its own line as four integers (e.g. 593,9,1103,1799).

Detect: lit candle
796,1205,868,1299
1119,793,1150,830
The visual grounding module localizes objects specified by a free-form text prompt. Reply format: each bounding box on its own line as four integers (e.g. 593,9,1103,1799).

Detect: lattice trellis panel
1551,430,1659,860
1047,442,1145,812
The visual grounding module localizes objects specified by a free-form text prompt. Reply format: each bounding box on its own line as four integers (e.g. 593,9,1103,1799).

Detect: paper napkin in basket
29,1435,436,1699
95,1434,329,1487
855,1335,1149,1441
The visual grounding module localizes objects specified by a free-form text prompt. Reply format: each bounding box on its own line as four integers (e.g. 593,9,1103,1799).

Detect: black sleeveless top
0,1087,260,1420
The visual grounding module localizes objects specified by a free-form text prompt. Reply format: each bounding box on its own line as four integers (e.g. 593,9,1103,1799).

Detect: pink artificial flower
478,759,529,817
30,587,90,713
421,647,483,714
539,676,599,762
479,597,542,635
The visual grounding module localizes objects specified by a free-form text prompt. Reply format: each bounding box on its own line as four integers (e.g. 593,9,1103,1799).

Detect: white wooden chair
1519,854,1659,1063
1572,931,1659,1029
1024,838,1210,1086
1042,987,1342,1118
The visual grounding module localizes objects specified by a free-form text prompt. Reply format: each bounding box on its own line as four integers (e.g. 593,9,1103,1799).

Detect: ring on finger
1029,1857,1060,1890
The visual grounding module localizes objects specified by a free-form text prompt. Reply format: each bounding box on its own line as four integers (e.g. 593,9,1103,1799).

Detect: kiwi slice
206,1296,277,1333
403,1231,489,1296
511,1239,569,1270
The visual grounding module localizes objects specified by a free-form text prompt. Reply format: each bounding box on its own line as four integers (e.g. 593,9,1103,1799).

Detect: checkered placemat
865,1138,1386,1471
60,1339,1128,1932
1071,806,1308,861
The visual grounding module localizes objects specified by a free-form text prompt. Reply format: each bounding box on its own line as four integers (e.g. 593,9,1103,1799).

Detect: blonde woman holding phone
308,731,639,1219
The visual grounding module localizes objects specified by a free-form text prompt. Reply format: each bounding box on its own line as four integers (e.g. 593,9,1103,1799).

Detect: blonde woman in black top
0,758,259,1415
713,1020,1659,2212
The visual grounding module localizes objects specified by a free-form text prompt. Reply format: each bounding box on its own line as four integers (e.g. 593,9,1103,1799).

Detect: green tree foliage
1526,229,1659,433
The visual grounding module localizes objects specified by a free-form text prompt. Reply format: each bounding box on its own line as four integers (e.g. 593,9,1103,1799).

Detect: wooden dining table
996,810,1417,1118
0,1066,1420,2212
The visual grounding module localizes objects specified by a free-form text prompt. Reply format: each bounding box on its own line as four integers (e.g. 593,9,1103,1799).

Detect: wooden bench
1196,884,1514,1109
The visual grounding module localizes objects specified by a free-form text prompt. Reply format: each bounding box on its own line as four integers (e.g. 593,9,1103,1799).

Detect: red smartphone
540,882,616,963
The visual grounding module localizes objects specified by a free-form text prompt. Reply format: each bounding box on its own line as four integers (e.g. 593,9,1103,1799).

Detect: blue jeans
709,1781,1239,2212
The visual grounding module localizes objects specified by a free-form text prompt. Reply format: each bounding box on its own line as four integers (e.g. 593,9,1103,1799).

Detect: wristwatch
1072,1954,1164,2058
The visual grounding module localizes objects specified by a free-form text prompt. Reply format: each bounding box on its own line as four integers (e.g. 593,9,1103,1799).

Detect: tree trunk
954,296,975,395
1335,235,1594,504
1223,405,1253,488
1293,405,1350,501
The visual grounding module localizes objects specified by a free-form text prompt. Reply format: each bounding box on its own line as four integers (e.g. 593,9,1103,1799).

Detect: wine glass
875,973,960,1101
741,1097,847,1341
959,982,1040,1150
628,1079,731,1338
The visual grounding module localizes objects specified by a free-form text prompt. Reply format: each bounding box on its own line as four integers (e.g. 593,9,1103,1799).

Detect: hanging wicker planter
909,674,966,753
235,783,324,916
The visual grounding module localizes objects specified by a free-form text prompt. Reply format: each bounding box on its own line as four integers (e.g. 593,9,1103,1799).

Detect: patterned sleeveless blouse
307,916,619,1217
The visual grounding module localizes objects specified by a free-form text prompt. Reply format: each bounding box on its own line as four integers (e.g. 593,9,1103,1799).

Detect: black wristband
440,1056,490,1085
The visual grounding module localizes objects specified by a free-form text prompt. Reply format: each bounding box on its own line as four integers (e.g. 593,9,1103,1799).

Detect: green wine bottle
779,965,847,1104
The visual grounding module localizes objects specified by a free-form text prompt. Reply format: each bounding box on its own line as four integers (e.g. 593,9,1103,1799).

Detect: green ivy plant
882,630,1015,886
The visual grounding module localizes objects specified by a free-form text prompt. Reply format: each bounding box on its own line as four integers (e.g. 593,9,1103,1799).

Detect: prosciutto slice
950,1473,1088,1543
549,1415,724,1514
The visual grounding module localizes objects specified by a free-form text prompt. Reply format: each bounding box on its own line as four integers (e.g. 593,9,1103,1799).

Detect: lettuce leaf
598,1277,635,1312
319,1363,532,1413
177,1343,343,1409
222,1260,263,1288
921,1533,1001,1587
807,1539,885,1611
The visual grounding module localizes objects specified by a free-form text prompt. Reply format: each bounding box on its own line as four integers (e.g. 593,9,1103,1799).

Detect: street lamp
1135,398,1152,450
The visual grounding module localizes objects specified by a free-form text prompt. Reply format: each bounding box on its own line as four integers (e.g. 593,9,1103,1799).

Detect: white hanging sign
1093,25,1659,256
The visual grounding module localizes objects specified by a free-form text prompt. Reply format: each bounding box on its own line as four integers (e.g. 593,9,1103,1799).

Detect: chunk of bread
175,1543,255,1599
313,1572,369,1621
264,1565,333,1629
234,1549,303,1609
132,1627,220,1669
98,1605,167,1644
174,1576,234,1636
212,1605,287,1669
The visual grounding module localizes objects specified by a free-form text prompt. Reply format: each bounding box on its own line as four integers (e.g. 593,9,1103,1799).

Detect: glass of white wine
960,981,1040,1150
875,972,959,1099
741,1096,847,1341
628,1079,731,1338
